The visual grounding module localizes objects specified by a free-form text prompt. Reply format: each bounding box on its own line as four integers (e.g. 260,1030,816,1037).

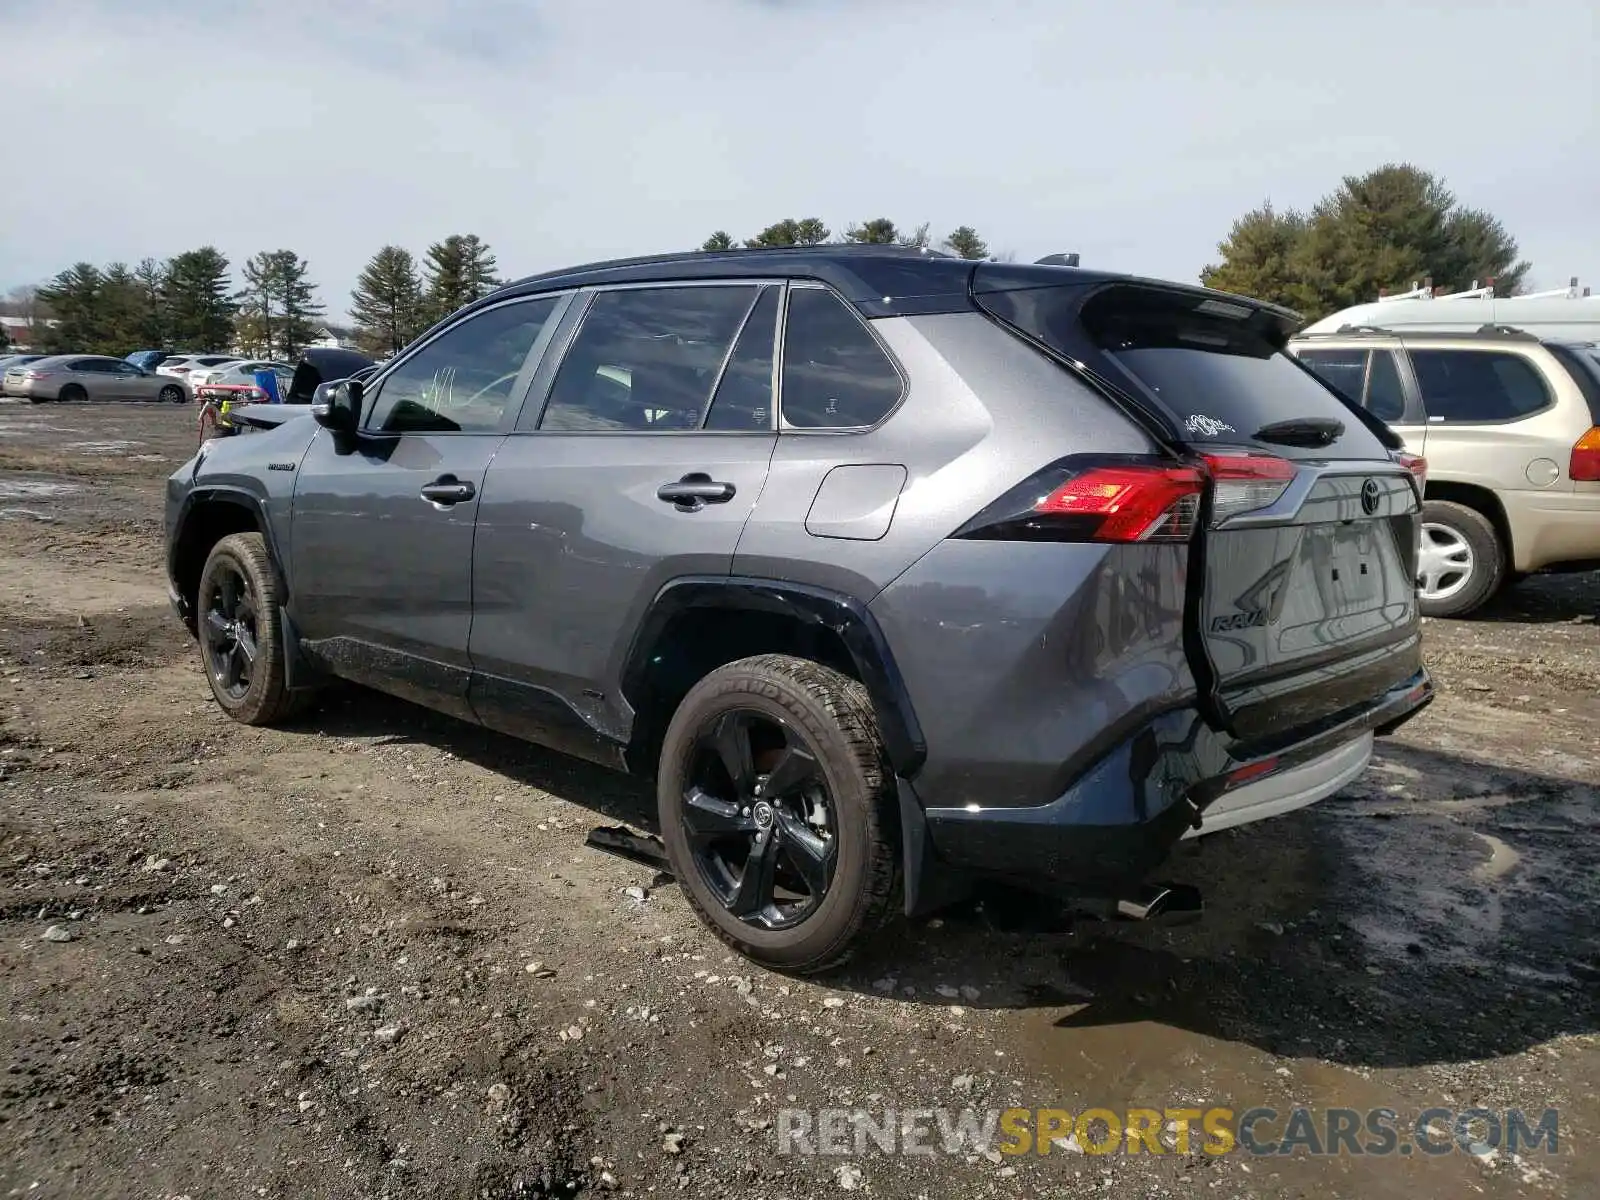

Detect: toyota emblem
1360,478,1382,516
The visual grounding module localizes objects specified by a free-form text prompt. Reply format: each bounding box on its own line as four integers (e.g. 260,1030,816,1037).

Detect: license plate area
1313,522,1383,610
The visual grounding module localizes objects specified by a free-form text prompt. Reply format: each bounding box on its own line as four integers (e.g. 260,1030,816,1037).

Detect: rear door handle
657,473,736,511
420,475,476,506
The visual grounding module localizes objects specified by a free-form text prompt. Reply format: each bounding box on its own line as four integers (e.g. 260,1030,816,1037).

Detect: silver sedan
2,355,192,403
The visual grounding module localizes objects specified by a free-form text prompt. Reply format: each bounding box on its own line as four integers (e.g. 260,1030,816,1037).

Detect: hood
231,403,314,429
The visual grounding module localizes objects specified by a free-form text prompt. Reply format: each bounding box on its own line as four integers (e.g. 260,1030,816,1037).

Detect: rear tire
658,654,901,974
1418,500,1505,618
159,384,186,404
58,384,86,403
196,532,310,725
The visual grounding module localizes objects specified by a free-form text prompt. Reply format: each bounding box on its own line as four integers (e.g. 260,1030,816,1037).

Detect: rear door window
1410,349,1552,424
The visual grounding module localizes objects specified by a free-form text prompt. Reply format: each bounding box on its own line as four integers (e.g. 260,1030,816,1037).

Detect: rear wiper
1253,417,1344,447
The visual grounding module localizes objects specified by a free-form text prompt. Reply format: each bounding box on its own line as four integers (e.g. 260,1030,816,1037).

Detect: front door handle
657,473,736,511
420,475,476,506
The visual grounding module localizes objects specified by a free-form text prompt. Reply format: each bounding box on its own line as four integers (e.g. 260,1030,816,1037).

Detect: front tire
658,654,901,974
1417,500,1506,618
196,532,307,724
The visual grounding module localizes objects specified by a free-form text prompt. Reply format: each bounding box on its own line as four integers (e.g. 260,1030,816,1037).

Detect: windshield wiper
1254,417,1344,447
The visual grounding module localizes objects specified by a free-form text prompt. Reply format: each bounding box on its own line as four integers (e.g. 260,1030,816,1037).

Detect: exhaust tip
1113,882,1204,924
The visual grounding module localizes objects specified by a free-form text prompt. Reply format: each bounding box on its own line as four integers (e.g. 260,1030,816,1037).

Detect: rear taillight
21,369,53,380
1571,428,1600,482
955,456,1204,544
1036,465,1204,542
1198,451,1295,522
1394,451,1427,493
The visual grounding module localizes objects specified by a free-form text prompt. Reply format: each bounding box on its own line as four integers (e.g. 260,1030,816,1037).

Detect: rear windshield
973,275,1397,459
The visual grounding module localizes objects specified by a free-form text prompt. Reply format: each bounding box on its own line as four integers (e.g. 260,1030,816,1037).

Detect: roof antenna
1034,252,1081,267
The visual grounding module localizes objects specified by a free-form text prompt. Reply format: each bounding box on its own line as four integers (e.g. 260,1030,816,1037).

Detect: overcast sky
3,0,1596,318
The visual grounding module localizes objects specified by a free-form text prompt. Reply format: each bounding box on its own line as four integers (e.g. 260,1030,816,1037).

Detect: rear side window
1411,349,1552,424
780,287,903,429
1545,343,1600,427
540,286,759,432
1297,349,1367,403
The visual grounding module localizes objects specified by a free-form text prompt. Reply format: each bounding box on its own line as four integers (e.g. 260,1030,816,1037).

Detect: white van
1300,282,1600,342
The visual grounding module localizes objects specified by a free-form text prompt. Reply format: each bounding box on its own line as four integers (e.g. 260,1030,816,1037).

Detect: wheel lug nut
742,806,751,817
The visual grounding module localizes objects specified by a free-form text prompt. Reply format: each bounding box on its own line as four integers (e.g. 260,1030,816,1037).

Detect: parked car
163,247,1432,971
1301,287,1600,343
0,353,48,385
157,354,237,383
1290,325,1600,616
126,349,178,372
191,360,291,388
5,354,190,403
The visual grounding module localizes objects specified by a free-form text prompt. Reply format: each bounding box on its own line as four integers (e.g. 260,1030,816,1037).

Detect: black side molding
620,576,929,779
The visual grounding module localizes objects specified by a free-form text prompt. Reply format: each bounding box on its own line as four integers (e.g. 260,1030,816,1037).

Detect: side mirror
312,378,364,455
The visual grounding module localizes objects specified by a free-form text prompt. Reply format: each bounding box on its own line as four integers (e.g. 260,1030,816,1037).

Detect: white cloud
3,0,1596,316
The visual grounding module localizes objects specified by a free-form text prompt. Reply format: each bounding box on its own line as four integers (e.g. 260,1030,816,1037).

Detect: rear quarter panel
732,312,1159,598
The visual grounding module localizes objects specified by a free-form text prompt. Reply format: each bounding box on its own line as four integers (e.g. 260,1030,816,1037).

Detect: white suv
1290,326,1600,616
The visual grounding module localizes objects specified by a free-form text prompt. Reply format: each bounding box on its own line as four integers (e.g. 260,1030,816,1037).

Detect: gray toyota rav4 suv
165,246,1433,971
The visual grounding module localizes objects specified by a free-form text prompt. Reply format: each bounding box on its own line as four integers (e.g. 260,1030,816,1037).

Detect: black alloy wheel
202,559,260,702
681,708,838,930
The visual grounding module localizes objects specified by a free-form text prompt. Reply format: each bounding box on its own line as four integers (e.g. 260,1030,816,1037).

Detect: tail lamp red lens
1394,451,1427,491
959,451,1298,545
1197,451,1296,523
1033,465,1204,542
1571,428,1600,482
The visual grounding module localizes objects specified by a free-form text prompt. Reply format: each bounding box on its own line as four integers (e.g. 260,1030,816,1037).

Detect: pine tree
943,226,989,259
1201,165,1530,318
98,263,145,355
423,234,501,323
37,263,106,353
132,258,169,346
238,250,325,358
164,247,236,350
702,231,735,251
896,222,931,250
350,246,424,355
743,218,833,248
844,217,900,244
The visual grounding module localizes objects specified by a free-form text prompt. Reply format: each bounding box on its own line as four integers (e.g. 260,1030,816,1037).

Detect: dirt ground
1,399,1597,1200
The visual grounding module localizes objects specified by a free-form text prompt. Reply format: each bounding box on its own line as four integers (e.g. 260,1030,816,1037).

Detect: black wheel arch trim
170,486,285,594
170,487,317,691
620,575,928,779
